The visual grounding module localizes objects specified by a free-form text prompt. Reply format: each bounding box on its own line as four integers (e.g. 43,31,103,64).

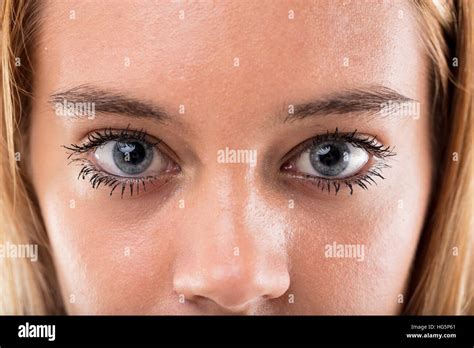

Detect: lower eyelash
280,128,396,195
64,127,174,198
290,162,390,195
70,158,159,198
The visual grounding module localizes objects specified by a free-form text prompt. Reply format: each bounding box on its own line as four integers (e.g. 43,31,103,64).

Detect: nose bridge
196,163,247,249
172,163,290,310
180,164,258,275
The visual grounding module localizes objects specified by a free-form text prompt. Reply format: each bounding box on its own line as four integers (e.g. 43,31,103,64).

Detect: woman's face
29,0,432,314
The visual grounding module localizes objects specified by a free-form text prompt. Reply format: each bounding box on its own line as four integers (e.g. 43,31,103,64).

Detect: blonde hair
406,0,473,314
0,0,62,314
0,0,472,314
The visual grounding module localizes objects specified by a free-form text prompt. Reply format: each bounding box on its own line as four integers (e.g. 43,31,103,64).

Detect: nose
173,252,290,312
172,166,290,313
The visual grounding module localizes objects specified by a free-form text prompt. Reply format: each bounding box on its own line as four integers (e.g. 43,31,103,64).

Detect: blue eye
295,140,369,179
281,129,396,195
64,127,182,197
113,140,153,175
94,139,168,177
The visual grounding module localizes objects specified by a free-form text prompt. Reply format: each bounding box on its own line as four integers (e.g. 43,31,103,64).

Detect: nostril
173,270,290,313
172,250,291,313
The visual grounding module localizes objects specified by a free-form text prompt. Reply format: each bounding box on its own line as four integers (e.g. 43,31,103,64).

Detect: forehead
37,0,424,106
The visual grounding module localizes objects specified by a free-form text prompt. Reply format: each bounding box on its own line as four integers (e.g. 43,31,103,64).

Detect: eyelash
64,127,166,198
64,127,395,198
64,127,157,154
282,128,396,195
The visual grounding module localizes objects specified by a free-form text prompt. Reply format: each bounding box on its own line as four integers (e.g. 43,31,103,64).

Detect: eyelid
64,128,182,198
280,136,316,167
65,127,182,166
280,129,396,195
280,131,340,166
280,129,393,167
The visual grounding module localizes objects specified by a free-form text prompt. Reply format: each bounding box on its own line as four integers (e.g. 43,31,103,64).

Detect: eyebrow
49,84,416,123
285,86,416,122
49,85,170,122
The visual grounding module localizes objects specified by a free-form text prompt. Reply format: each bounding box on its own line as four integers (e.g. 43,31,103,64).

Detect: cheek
288,194,424,314
27,128,177,313
285,119,431,314
286,155,430,314
28,115,181,313
39,192,183,314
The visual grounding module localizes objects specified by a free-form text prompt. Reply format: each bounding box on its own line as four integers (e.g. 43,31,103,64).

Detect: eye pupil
117,141,145,165
318,145,341,166
310,141,349,177
113,140,153,175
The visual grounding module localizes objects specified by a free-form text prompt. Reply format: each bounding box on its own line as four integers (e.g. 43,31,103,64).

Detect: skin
29,0,432,314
